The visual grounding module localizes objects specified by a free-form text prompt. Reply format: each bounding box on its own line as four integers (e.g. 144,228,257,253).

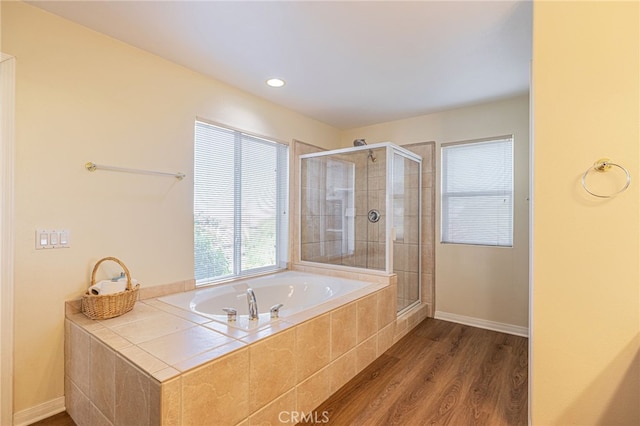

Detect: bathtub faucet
247,288,259,320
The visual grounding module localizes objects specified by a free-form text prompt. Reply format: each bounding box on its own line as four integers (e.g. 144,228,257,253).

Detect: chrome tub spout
247,288,259,320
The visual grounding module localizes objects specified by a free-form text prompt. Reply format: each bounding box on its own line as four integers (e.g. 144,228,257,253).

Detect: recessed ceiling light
266,78,286,88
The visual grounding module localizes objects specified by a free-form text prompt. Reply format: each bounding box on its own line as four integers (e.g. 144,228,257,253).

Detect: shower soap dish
81,256,140,320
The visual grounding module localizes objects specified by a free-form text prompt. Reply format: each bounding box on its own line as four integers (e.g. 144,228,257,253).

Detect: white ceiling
28,0,532,129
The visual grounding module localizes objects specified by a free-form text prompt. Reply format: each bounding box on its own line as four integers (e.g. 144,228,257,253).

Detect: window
441,136,513,247
194,120,288,284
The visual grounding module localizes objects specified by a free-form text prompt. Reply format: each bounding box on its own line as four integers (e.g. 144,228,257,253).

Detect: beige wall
531,2,639,424
341,95,530,331
2,2,341,413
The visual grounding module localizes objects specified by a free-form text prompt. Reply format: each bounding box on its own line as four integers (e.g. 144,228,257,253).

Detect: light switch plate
36,229,70,249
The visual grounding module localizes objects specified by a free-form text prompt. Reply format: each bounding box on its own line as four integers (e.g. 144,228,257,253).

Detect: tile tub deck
65,273,429,425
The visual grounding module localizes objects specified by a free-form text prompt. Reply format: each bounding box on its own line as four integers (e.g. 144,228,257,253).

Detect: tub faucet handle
270,303,284,319
222,307,237,322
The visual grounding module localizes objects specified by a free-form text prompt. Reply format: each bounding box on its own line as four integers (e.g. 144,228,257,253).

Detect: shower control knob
368,209,381,223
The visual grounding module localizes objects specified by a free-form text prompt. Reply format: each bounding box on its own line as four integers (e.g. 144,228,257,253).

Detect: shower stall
300,142,422,313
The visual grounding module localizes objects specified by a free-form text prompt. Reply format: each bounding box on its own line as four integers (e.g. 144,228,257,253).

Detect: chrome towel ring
581,158,631,198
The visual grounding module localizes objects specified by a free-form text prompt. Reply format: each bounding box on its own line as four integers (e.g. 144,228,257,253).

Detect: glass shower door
392,151,421,313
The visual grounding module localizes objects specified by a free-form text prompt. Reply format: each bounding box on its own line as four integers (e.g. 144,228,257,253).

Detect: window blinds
194,120,288,283
441,137,513,247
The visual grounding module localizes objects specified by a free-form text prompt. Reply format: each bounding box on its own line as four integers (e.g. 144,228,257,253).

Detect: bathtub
158,271,371,330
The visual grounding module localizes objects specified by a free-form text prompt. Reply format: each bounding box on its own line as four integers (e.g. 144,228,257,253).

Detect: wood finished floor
35,318,527,426
301,318,528,426
30,411,76,426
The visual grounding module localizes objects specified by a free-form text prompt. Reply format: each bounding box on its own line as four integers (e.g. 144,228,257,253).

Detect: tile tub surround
65,274,422,425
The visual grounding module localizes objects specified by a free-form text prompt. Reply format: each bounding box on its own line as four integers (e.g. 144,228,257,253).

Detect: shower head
354,138,376,162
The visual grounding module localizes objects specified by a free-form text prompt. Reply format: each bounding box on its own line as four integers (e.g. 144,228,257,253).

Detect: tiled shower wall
299,148,388,270
355,149,387,270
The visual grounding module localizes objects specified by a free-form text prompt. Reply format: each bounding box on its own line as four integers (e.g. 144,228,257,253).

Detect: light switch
36,228,70,249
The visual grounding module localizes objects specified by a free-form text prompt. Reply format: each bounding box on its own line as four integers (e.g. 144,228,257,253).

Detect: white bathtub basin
158,271,371,330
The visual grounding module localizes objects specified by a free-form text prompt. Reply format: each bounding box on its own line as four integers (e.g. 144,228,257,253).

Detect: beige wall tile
422,214,434,242
356,335,377,373
407,309,420,330
421,244,434,274
377,323,395,357
407,171,420,190
68,322,91,395
145,299,211,324
90,337,115,422
249,329,296,413
394,316,408,343
405,216,419,244
150,379,161,426
115,356,151,426
377,286,396,328
421,273,434,305
99,303,162,328
67,312,100,331
330,302,357,360
65,377,91,426
173,340,247,372
329,349,356,393
160,377,182,426
296,367,331,415
388,274,397,286
119,345,169,374
356,294,378,343
423,170,434,189
152,367,180,383
182,348,249,426
139,280,186,300
407,272,419,300
138,326,235,366
393,243,408,272
89,404,113,426
91,327,133,351
422,187,433,216
66,300,81,315
295,314,330,382
248,388,296,425
407,244,419,273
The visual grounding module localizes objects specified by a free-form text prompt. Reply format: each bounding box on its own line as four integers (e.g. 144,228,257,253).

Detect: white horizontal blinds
194,121,288,284
240,134,281,271
194,122,235,281
441,137,513,247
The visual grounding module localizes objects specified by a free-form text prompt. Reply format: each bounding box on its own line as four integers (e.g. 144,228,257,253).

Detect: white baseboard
13,396,65,426
434,311,529,337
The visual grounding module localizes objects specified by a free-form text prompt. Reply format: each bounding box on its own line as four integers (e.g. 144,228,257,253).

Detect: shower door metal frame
389,147,423,315
299,142,422,282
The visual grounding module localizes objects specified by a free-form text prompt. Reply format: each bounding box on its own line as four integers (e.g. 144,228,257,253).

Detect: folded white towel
101,280,127,295
116,277,138,287
88,279,128,295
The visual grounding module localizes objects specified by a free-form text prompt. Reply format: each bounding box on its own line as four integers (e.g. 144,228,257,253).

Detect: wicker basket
81,257,140,320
